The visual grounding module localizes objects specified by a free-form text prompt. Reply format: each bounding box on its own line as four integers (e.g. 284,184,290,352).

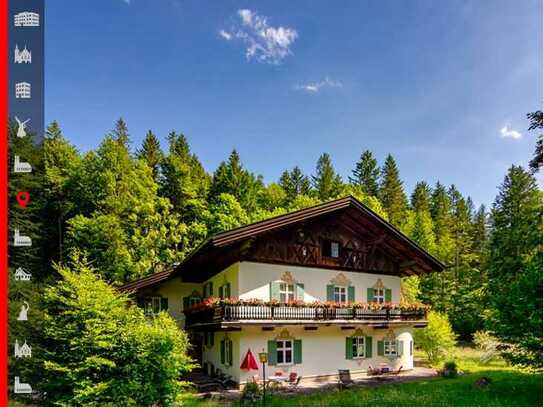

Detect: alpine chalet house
121,196,444,386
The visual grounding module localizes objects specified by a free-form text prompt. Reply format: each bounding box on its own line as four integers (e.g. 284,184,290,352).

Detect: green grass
180,346,543,407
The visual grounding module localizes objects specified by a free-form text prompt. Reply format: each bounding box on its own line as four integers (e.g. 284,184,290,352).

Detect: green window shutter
203,284,207,298
270,281,280,301
296,283,305,301
294,340,302,364
210,332,215,347
267,340,277,365
367,288,374,302
228,339,233,365
345,337,353,360
385,288,392,302
160,297,168,311
365,336,373,358
348,286,355,302
220,340,225,364
182,296,189,310
397,340,403,356
209,282,213,297
377,340,384,356
219,286,224,299
326,285,335,301
225,283,231,298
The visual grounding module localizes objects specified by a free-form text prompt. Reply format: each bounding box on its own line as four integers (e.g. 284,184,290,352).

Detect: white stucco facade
144,261,419,385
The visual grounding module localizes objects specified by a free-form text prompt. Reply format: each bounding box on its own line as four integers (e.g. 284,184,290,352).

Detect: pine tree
279,166,311,203
137,130,163,182
209,150,263,213
349,150,379,196
112,117,130,150
411,181,432,212
487,165,542,367
527,109,543,172
378,154,407,227
312,153,343,201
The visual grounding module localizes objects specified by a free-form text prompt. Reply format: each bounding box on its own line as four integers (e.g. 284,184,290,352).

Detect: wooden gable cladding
244,214,399,276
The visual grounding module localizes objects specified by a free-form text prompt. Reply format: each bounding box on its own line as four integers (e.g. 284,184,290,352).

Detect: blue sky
45,0,543,207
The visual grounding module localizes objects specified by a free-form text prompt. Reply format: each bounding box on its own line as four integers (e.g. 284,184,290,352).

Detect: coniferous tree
349,150,379,196
487,165,542,367
527,109,543,172
137,130,163,182
112,117,130,150
378,154,407,227
279,166,311,203
411,181,432,212
312,153,343,201
209,150,263,213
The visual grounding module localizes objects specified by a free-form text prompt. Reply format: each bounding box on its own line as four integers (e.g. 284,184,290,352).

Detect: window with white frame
384,340,397,356
334,286,347,303
279,283,295,302
144,297,162,315
373,288,385,304
352,336,365,358
276,339,293,365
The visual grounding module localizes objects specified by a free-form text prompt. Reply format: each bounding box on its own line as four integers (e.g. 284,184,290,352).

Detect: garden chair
288,372,302,388
338,369,354,389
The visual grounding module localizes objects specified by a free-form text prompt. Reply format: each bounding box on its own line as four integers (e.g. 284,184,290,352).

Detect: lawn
180,346,543,407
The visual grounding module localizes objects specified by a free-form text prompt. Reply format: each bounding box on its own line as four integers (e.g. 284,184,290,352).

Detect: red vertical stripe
1,0,8,404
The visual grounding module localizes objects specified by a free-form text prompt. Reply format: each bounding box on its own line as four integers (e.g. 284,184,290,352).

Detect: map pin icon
16,191,30,208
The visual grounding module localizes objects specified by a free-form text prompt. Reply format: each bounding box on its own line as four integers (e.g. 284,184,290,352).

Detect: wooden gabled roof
121,196,445,291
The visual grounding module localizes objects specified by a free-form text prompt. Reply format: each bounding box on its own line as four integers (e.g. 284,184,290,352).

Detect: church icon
14,340,32,358
14,44,32,64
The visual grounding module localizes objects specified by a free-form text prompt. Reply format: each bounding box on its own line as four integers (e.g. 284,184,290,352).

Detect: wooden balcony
184,302,428,329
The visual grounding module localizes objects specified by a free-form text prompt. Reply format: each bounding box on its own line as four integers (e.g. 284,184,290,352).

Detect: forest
8,109,543,399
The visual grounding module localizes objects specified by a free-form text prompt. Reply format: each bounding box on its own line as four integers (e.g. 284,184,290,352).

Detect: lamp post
258,349,268,406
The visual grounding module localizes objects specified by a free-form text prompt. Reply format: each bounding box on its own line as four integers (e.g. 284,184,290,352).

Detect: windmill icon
15,117,30,138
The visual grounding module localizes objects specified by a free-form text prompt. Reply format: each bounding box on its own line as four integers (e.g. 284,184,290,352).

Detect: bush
414,311,456,365
441,361,458,378
473,330,501,364
241,381,261,404
41,259,194,406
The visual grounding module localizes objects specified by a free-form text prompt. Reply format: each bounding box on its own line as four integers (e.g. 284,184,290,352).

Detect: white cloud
219,30,232,40
500,125,522,140
220,9,298,64
295,77,343,93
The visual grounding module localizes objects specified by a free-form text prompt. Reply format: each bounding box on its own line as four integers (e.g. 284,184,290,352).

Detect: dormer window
323,240,340,258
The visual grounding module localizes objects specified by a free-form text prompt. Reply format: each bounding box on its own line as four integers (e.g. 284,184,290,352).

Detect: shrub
414,311,456,365
441,361,458,378
41,259,194,406
241,381,261,404
473,330,501,364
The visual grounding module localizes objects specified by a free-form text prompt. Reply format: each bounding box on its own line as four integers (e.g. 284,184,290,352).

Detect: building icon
15,267,32,281
14,376,32,394
14,44,32,64
14,12,40,27
14,340,32,358
15,82,31,99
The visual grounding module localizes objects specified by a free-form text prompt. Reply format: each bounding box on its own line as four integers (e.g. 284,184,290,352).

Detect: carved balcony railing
184,302,428,327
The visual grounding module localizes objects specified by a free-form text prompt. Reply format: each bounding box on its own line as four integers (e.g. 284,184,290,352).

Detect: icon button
17,302,30,321
14,156,32,173
14,229,32,247
14,44,32,64
14,340,32,358
16,192,30,208
15,82,31,99
14,376,32,394
15,117,30,138
14,11,40,27
14,267,32,281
